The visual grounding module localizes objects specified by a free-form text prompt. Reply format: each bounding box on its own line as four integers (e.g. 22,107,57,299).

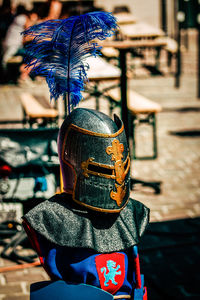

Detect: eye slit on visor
88,163,113,175
82,154,130,179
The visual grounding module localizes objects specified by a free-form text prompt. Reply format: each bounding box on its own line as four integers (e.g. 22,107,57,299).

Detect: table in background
85,57,121,110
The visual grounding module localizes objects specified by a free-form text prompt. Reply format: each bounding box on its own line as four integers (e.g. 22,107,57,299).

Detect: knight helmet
57,108,130,213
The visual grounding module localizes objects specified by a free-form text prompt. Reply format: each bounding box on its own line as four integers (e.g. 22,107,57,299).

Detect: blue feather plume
22,11,118,113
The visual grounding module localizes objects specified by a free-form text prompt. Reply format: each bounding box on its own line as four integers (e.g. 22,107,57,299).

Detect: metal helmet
57,108,130,213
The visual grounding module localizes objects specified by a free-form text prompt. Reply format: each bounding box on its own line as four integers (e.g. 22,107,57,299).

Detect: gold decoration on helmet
106,139,125,184
106,139,129,206
110,183,126,207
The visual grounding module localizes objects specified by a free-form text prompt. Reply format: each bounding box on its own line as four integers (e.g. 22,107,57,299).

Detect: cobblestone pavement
0,29,200,299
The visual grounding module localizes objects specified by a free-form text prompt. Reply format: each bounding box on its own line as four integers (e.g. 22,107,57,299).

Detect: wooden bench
101,47,119,59
163,37,178,55
103,86,162,159
113,12,137,25
155,36,178,68
20,93,58,127
7,56,23,64
154,37,178,55
105,87,162,113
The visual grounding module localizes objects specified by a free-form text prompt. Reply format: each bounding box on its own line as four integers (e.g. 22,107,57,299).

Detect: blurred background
0,0,199,299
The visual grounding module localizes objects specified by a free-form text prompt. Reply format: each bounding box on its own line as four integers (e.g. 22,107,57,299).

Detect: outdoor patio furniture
20,92,58,127
155,36,178,69
114,12,137,25
119,21,164,40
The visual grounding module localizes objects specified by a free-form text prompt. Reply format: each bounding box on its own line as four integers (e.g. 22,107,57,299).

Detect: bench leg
92,83,102,111
130,113,161,194
155,47,162,70
167,52,172,68
152,113,158,159
131,113,158,160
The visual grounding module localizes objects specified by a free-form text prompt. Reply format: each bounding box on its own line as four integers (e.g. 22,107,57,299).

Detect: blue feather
22,11,118,113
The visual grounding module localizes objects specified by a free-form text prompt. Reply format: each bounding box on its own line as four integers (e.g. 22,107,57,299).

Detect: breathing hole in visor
124,157,129,171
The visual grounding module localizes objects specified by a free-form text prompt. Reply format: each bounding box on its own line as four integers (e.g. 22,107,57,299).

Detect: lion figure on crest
101,260,121,287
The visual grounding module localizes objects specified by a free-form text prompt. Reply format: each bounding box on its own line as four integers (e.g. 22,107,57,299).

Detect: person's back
3,14,26,49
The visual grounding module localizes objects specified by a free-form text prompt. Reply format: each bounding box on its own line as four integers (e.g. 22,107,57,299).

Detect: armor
58,108,130,213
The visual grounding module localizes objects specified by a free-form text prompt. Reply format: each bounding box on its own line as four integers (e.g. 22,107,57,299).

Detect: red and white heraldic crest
95,253,125,295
